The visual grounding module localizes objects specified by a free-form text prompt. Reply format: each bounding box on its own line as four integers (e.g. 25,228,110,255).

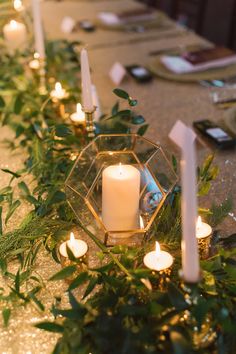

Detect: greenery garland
0,7,235,354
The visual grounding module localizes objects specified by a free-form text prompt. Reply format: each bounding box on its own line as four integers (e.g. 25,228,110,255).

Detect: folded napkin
98,8,156,26
161,54,236,74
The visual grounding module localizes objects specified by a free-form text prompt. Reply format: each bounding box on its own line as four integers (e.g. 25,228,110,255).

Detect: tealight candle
70,103,86,124
3,20,27,51
50,82,68,101
143,241,173,271
59,232,88,259
29,52,40,70
196,216,212,239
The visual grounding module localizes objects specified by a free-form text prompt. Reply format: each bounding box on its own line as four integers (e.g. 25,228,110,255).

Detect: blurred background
139,0,236,50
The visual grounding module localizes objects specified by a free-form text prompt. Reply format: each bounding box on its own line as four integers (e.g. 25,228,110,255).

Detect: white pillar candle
196,216,212,239
70,103,85,123
144,241,173,271
92,84,102,121
102,164,141,232
169,120,200,283
59,232,88,258
81,48,94,112
31,0,45,59
50,82,68,100
3,20,27,51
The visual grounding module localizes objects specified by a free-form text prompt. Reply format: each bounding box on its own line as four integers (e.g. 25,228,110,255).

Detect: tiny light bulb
155,241,161,257
196,216,202,229
55,82,62,92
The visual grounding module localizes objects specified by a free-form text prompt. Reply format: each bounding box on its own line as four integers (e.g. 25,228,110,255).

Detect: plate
149,55,236,82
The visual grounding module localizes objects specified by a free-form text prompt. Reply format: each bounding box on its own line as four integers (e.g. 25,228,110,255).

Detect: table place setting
0,0,235,353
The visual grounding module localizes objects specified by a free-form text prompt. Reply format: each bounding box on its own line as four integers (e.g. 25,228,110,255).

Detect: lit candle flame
196,216,202,230
140,215,144,229
69,232,75,247
10,20,18,29
14,0,23,11
34,52,40,59
155,241,161,257
76,103,83,114
55,82,62,92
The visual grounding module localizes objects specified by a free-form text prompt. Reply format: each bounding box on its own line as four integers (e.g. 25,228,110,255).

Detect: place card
61,16,76,34
109,62,127,85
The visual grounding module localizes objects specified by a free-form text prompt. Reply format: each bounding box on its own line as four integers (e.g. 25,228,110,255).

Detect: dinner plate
149,55,236,82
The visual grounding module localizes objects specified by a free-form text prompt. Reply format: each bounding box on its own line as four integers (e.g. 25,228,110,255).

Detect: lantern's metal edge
64,134,179,243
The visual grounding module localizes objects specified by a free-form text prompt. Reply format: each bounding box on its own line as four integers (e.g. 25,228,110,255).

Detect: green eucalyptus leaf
49,265,77,281
68,272,89,291
0,206,2,235
83,276,98,299
0,186,12,195
1,168,21,179
5,200,21,224
168,283,188,310
18,181,30,196
113,88,129,100
35,322,64,333
55,124,72,137
2,308,11,327
111,101,119,115
128,98,138,107
201,154,214,177
0,96,5,108
29,292,45,311
15,270,20,293
14,95,24,114
131,115,145,125
137,124,149,136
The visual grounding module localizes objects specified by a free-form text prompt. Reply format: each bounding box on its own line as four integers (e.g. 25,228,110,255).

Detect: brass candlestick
38,57,47,96
83,106,96,138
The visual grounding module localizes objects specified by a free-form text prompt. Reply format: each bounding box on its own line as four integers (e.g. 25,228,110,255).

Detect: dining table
0,0,235,352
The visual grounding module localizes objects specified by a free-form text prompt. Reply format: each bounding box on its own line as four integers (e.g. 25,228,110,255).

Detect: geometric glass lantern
65,134,178,246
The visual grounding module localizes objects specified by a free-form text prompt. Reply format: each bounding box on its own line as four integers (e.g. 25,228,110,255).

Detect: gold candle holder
70,103,87,137
29,54,47,95
143,242,174,291
196,217,212,260
179,281,216,349
38,57,47,96
83,106,96,138
50,82,69,119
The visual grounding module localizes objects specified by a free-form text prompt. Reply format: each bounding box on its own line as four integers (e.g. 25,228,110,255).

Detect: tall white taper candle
169,120,200,283
31,0,45,59
80,48,94,112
